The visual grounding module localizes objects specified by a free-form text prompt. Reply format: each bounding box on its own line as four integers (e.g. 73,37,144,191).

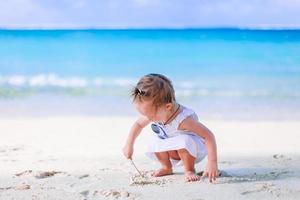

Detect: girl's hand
201,160,219,182
122,144,134,159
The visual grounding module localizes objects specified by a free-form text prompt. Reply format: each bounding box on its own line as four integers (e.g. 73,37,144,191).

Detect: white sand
0,117,300,200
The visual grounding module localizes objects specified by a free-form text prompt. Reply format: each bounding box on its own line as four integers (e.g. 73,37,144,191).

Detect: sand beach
0,117,299,200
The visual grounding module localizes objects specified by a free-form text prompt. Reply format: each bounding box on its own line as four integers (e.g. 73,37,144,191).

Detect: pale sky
1,0,300,29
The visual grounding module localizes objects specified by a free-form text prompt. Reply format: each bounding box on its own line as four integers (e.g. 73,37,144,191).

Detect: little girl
122,73,219,182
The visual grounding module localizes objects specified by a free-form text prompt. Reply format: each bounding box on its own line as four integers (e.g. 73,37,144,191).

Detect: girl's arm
123,116,150,159
178,117,218,182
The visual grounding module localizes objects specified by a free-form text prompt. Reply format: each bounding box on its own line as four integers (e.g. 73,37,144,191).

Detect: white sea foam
111,78,136,87
0,74,136,88
0,74,299,99
28,74,88,87
92,78,104,86
7,75,27,86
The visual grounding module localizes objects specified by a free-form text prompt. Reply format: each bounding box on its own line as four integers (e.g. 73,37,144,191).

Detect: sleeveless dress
145,105,208,167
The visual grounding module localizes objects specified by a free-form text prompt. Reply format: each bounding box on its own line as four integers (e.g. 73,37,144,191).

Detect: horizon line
1,26,300,31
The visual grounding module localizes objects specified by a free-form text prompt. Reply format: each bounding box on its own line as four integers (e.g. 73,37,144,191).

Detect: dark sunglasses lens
151,124,160,133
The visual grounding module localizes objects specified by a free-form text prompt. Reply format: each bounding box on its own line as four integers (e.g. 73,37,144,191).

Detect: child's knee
177,148,189,154
177,148,195,158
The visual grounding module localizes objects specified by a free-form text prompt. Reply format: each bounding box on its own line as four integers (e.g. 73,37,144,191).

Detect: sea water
0,29,299,120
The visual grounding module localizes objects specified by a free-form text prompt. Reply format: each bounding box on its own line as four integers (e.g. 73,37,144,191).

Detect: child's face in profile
135,100,170,122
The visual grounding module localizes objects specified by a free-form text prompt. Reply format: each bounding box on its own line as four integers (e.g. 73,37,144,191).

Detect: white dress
145,105,208,167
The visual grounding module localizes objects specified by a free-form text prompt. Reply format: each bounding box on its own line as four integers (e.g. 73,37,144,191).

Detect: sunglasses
151,123,168,139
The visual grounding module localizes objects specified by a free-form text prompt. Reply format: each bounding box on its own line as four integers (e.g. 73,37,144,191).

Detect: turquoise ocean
0,29,299,120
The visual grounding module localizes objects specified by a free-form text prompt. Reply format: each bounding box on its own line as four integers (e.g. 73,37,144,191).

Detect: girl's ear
165,103,173,110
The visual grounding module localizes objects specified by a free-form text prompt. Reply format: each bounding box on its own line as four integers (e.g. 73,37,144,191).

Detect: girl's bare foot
151,167,173,177
185,171,201,182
